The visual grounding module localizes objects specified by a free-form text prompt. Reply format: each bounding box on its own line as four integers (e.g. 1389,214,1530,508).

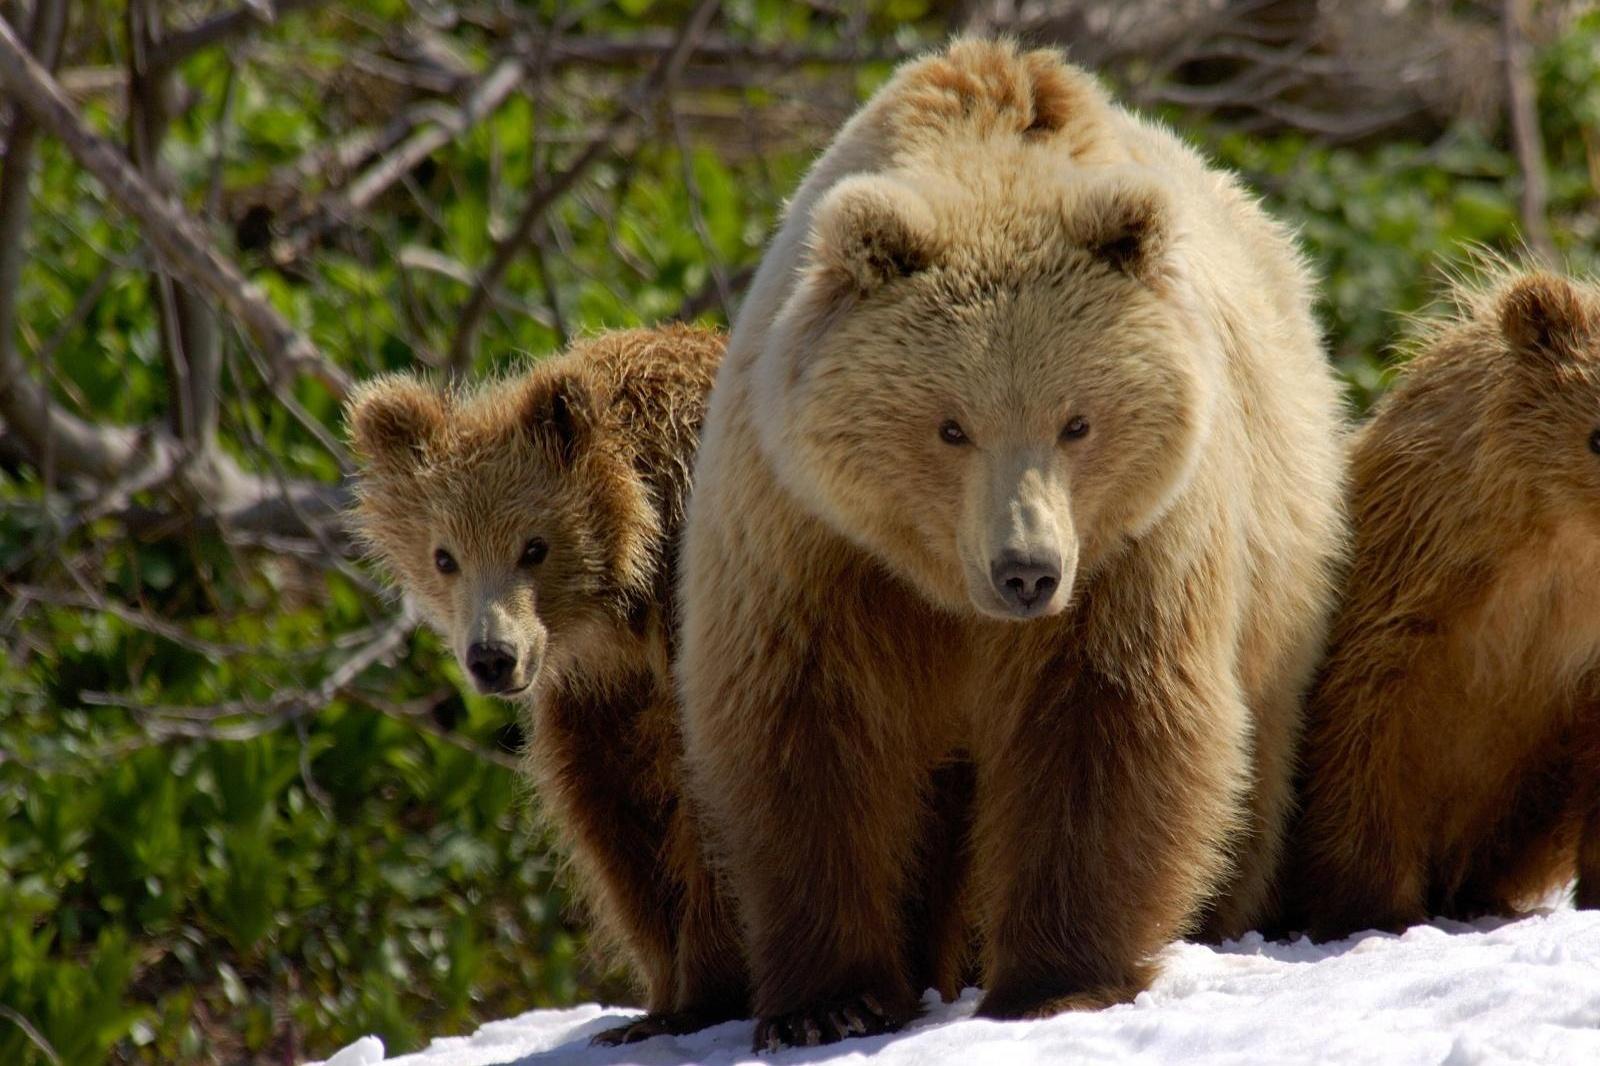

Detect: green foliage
1195,15,1600,410
2,4,1597,1064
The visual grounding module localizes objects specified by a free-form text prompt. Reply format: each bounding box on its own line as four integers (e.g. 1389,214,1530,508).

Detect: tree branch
0,12,351,398
446,0,722,372
145,0,321,73
1503,0,1555,264
539,31,910,70
0,0,166,484
270,53,530,267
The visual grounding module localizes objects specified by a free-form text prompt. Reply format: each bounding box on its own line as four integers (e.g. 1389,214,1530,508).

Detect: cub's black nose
990,551,1061,614
466,641,517,691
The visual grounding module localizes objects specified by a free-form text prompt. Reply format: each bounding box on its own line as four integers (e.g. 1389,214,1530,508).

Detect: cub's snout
466,639,522,693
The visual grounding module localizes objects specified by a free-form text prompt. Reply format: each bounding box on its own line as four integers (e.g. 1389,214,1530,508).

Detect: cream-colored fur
677,38,1346,1048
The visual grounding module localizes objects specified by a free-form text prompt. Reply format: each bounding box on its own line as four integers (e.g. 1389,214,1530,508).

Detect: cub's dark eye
1590,428,1600,456
1061,416,1090,441
434,548,458,575
519,538,549,568
939,420,970,446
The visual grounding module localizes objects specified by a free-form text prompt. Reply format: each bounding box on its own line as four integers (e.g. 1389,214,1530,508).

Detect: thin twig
0,1005,62,1066
145,0,320,72
1503,0,1555,263
81,612,417,734
445,0,722,373
0,13,351,398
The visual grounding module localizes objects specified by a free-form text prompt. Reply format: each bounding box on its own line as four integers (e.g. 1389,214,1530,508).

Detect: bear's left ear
520,372,595,466
1498,272,1591,366
1067,181,1173,286
809,174,941,298
347,374,446,475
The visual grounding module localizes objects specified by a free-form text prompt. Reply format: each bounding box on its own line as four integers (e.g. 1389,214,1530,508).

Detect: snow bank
316,906,1600,1066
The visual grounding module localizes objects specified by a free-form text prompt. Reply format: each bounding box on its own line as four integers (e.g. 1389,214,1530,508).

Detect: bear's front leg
1570,721,1600,910
1577,801,1600,911
680,556,937,1050
666,795,749,1027
531,680,682,1042
587,800,748,1047
971,655,1247,1019
1292,698,1431,940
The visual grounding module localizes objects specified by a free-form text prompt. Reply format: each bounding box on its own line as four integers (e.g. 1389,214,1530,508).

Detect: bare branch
1503,0,1555,263
81,612,417,740
540,31,911,69
341,55,527,220
0,12,351,398
267,52,530,267
145,0,321,73
446,0,723,372
0,1,166,483
668,99,733,320
357,692,525,771
7,583,283,659
0,1005,61,1066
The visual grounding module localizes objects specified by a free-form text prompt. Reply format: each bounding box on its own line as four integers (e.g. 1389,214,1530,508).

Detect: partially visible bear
346,326,748,1044
678,39,1346,1049
1291,269,1600,941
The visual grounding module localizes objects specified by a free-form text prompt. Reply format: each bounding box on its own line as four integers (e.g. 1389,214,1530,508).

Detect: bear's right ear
808,174,941,298
519,372,595,466
347,375,445,474
1498,272,1591,366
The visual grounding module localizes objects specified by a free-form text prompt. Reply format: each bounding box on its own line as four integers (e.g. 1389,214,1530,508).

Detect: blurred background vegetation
0,0,1595,1062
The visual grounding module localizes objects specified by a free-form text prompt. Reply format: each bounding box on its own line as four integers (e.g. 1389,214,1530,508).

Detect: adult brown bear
676,38,1346,1050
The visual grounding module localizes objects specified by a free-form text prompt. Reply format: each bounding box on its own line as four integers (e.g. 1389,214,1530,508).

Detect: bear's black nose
990,552,1061,615
467,641,518,691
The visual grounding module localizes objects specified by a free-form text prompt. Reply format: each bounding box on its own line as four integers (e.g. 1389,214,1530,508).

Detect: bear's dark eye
939,420,970,446
519,538,549,569
1061,416,1090,441
1590,428,1600,456
434,548,458,575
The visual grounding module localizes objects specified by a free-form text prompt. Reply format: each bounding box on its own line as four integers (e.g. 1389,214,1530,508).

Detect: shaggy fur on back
1289,268,1600,940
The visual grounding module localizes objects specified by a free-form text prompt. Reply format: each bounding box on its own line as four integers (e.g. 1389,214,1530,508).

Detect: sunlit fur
1290,268,1600,941
678,38,1347,1046
347,326,750,1039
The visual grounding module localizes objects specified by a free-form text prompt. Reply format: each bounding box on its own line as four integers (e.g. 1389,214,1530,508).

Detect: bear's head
1492,271,1600,519
754,163,1213,621
347,366,658,697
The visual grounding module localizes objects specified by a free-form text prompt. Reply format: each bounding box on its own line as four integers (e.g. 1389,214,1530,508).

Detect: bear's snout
989,550,1061,617
466,640,521,694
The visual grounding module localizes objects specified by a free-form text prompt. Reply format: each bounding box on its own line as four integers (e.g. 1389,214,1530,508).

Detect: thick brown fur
678,39,1346,1050
1290,268,1600,941
346,326,750,1043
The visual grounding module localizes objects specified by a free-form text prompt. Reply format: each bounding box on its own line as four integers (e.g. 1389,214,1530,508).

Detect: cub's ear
1499,272,1590,365
1067,180,1174,286
519,371,595,465
347,375,445,474
809,174,941,297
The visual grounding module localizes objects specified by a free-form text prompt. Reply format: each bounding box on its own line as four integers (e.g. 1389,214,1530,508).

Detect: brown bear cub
1292,269,1600,941
679,39,1346,1050
346,326,748,1044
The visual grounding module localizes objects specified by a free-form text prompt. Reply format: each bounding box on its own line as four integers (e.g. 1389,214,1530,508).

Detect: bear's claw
752,991,912,1052
590,1009,719,1046
977,980,1135,1021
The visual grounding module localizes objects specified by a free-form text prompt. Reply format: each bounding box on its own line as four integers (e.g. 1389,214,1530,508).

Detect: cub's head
759,163,1212,621
1492,271,1600,517
347,366,656,697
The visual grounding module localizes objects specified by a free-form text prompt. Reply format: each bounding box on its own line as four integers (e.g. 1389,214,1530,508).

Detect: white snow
314,905,1600,1066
